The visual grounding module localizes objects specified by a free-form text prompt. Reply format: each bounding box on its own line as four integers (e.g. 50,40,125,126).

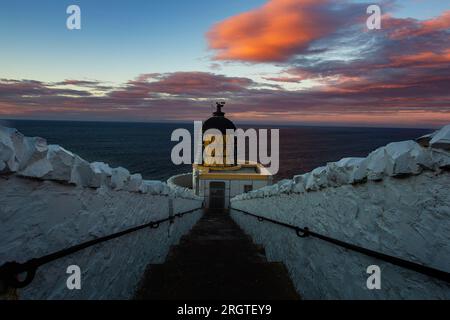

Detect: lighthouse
192,102,272,209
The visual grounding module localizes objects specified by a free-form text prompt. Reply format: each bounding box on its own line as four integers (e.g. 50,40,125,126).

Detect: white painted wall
0,176,202,299
0,126,203,299
231,125,450,299
200,179,270,208
231,173,450,299
167,172,192,189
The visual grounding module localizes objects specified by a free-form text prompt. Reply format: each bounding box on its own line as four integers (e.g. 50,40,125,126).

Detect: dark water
0,120,432,182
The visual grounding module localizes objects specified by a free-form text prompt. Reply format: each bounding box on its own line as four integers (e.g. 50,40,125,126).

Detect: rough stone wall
0,126,204,299
0,176,202,299
231,124,450,300
231,172,450,299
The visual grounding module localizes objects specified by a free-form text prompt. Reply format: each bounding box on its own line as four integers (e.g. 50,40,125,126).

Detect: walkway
134,209,300,300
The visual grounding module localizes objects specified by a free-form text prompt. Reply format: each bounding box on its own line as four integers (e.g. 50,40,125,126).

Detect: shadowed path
134,209,300,300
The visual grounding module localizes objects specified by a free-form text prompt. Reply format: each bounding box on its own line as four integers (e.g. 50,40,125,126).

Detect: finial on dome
213,101,225,116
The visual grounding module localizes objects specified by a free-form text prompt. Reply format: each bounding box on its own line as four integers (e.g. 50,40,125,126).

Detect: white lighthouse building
168,102,272,209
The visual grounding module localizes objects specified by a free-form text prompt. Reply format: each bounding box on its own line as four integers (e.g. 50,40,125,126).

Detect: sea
0,120,432,182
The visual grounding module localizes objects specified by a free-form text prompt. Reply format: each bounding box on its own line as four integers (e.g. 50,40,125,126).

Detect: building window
244,185,253,193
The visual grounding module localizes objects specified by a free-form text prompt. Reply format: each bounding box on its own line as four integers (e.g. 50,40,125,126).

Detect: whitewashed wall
231,125,450,299
0,176,202,299
200,179,269,209
231,173,450,299
0,126,203,299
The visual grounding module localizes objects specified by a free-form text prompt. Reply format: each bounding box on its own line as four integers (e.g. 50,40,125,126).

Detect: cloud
109,72,255,99
0,73,258,122
257,4,450,110
52,79,114,91
1,4,449,129
0,79,92,98
384,10,450,39
1,68,449,127
207,0,366,62
55,79,100,86
263,69,315,82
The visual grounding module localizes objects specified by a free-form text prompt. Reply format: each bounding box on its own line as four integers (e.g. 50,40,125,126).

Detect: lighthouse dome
202,102,236,134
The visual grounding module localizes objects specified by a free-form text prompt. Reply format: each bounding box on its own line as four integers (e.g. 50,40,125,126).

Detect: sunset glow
0,0,449,127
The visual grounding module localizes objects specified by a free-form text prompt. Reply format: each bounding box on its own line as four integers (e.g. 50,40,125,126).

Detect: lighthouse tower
193,102,272,209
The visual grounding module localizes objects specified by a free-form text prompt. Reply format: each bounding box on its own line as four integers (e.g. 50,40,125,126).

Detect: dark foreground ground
135,209,300,300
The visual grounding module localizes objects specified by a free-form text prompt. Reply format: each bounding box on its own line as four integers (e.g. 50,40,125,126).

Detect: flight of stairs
134,209,300,300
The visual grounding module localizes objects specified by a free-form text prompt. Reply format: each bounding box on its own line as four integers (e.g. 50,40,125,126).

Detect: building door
209,182,225,209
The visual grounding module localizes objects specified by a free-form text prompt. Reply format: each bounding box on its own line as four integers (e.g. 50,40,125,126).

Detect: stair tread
134,209,300,300
136,263,298,300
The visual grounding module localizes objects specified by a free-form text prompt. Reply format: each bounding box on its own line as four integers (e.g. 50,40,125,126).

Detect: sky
0,0,449,128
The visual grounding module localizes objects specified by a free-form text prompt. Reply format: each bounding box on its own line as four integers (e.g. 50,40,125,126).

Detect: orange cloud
388,50,450,68
422,10,450,31
386,10,450,39
207,0,339,62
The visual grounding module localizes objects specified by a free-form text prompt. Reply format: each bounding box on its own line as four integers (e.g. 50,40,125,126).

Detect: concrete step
166,241,267,263
135,262,299,300
135,209,300,300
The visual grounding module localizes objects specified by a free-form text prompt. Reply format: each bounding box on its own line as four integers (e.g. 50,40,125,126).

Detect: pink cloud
385,10,450,39
109,72,254,99
207,0,353,62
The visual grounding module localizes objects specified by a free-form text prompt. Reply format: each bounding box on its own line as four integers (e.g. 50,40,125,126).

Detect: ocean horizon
1,119,433,182
0,117,438,130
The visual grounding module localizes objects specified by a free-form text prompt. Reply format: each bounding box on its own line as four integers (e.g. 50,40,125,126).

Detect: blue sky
1,0,447,83
0,0,269,82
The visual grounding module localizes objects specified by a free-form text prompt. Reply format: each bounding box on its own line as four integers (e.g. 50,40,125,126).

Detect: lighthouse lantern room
192,102,272,209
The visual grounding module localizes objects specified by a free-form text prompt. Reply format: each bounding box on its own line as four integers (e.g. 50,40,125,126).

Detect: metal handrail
232,208,450,284
0,207,202,290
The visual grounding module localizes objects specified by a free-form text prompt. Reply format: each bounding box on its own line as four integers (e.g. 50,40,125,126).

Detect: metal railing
232,208,450,284
0,207,202,290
